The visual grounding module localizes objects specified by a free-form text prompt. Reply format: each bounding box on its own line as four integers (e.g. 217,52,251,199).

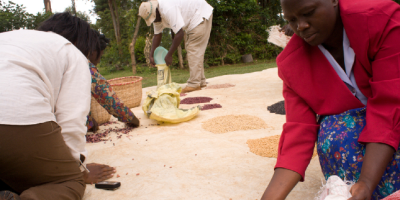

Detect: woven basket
90,97,111,125
108,76,143,108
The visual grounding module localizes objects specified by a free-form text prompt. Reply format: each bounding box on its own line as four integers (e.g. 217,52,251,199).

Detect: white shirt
0,30,91,163
318,29,368,105
153,0,213,34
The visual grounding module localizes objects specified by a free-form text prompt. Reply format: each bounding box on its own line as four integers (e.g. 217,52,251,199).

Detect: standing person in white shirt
139,0,213,93
0,13,97,200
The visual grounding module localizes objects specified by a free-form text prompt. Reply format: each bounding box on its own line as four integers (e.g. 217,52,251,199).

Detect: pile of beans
180,97,213,104
267,100,285,115
247,135,318,158
202,115,268,134
206,83,235,89
201,104,222,110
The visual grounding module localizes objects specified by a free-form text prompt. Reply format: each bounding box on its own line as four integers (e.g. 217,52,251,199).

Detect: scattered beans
117,174,120,178
180,93,187,97
126,173,128,175
201,104,222,110
267,100,285,115
101,121,118,126
206,83,235,89
180,97,213,104
246,135,317,158
86,126,135,143
202,115,269,134
136,173,140,176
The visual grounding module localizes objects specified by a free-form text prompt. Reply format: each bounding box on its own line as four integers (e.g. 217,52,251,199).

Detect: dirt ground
83,67,324,200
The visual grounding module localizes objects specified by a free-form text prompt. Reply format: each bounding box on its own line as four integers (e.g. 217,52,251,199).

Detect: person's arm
162,6,185,66
349,3,400,198
261,77,320,199
149,33,162,67
55,44,91,167
349,143,395,200
89,63,139,127
261,168,301,200
165,29,184,66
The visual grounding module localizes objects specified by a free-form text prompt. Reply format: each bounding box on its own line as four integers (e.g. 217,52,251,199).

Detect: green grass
98,59,278,88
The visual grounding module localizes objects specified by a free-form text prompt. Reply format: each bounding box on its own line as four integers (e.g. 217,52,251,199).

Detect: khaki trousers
0,121,85,200
185,14,213,88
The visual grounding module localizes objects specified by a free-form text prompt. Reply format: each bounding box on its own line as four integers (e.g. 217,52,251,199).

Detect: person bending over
262,0,400,199
138,0,213,93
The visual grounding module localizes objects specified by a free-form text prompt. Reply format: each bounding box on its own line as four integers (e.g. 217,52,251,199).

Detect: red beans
180,97,212,104
201,104,222,110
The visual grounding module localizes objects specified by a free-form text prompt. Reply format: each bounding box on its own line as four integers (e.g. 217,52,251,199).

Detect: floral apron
317,107,400,199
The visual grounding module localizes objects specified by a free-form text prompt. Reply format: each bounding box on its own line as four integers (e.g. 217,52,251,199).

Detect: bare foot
83,163,116,184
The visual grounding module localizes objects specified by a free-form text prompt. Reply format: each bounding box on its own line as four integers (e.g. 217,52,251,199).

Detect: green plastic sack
157,64,171,88
142,83,200,123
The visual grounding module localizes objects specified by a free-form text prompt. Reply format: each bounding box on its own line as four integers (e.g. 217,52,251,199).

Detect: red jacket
276,0,400,180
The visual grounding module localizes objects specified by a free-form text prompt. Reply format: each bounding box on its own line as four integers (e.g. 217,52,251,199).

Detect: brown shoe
181,86,201,93
0,191,21,200
200,84,207,88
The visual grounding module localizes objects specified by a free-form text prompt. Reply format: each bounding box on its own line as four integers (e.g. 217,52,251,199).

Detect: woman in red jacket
262,0,400,199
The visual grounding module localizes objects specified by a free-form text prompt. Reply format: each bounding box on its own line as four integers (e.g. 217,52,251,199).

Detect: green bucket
154,46,168,65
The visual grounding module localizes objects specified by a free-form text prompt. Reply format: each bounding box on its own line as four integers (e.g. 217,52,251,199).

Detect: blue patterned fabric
317,107,400,199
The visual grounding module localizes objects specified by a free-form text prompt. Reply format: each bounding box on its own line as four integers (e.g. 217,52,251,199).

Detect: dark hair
99,34,110,51
37,12,99,59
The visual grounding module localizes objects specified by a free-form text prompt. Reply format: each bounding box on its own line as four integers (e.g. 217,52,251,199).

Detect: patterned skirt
317,107,400,199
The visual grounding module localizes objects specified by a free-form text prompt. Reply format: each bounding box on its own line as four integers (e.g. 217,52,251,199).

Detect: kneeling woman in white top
0,12,98,200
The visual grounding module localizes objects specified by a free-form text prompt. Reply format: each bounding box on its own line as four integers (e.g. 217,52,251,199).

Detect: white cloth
318,29,368,105
318,175,353,200
0,30,91,163
153,0,213,34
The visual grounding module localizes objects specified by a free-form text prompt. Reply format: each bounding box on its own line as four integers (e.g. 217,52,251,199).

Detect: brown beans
247,135,318,158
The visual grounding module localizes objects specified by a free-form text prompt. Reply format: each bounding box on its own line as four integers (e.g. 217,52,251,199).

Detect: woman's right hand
261,168,301,200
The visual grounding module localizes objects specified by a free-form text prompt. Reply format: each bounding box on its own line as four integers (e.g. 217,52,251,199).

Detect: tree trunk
171,30,184,69
129,17,142,75
108,0,122,54
112,0,121,43
71,0,77,15
44,0,52,13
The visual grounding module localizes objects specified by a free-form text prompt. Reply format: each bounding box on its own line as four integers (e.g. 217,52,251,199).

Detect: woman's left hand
348,180,372,200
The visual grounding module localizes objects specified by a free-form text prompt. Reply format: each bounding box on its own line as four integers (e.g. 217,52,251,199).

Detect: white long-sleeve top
0,30,91,164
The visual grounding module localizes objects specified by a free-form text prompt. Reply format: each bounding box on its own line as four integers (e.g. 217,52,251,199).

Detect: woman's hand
83,163,116,184
348,180,372,200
